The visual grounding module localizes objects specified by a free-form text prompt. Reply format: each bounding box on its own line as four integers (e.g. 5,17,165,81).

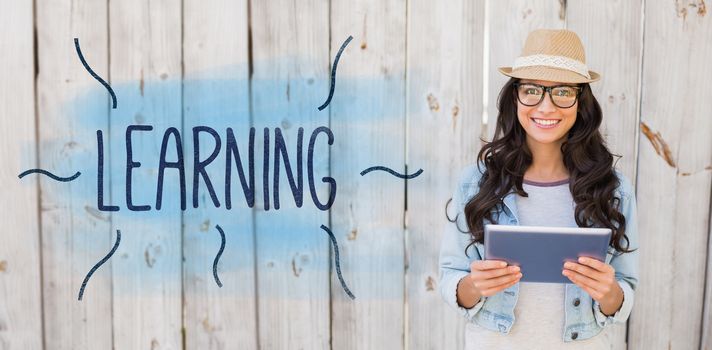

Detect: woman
438,29,639,349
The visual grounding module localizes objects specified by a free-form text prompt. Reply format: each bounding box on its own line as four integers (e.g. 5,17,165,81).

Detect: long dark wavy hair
448,77,634,258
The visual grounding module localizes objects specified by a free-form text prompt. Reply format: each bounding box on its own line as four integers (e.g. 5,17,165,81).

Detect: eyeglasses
513,82,582,109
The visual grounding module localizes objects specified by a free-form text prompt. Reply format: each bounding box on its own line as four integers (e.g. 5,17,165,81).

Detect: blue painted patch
30,60,422,299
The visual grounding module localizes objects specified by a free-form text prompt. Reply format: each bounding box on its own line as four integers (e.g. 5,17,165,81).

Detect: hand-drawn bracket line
320,224,356,300
360,166,423,179
77,229,121,301
213,224,227,288
18,169,81,182
317,35,353,111
74,37,117,109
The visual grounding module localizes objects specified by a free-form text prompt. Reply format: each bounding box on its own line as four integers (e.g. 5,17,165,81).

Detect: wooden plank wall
330,1,407,349
182,0,256,348
250,1,331,349
628,1,712,350
1,0,711,349
36,1,111,350
405,1,484,349
0,1,43,349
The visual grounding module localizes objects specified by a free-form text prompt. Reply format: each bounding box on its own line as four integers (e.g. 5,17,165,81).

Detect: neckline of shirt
522,178,570,187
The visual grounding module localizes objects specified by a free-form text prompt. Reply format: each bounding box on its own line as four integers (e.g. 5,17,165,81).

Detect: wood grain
36,1,112,349
109,0,183,348
628,0,712,349
0,1,43,349
250,0,331,348
329,0,407,349
405,1,485,349
182,0,257,349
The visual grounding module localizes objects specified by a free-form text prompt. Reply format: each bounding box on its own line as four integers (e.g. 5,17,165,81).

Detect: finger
476,271,522,290
577,256,613,274
472,260,509,271
563,262,607,282
481,277,520,297
562,269,608,296
572,281,603,301
562,271,603,300
472,265,520,280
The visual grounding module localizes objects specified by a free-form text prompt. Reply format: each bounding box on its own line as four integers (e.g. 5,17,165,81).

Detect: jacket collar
501,191,520,223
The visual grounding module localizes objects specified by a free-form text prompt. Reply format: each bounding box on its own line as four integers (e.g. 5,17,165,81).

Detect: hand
562,256,623,316
467,260,522,297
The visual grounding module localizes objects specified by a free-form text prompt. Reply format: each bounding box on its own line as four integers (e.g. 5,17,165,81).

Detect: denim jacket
438,162,639,342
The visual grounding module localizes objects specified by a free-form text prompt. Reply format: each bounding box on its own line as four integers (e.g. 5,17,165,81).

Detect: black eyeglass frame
512,82,582,109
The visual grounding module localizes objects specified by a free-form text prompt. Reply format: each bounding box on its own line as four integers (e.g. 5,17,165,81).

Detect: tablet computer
484,224,612,284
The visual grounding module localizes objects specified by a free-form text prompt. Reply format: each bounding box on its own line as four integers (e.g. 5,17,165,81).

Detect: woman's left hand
562,256,623,316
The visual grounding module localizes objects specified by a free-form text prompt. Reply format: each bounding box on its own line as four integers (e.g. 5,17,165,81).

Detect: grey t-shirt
465,178,611,349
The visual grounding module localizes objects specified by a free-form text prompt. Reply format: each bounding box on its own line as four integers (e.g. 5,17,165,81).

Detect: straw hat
498,29,600,84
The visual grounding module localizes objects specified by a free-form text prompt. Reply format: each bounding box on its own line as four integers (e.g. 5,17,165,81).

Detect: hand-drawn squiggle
317,35,353,111
18,169,81,182
78,230,121,301
213,225,227,288
74,38,117,109
359,166,423,179
320,224,355,300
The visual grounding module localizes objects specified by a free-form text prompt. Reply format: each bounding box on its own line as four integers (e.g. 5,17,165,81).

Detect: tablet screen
484,224,612,283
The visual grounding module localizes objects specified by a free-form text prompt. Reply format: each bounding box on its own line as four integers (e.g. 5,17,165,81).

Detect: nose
537,91,557,113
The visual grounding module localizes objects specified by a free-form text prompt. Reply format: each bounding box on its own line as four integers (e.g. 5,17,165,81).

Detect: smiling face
515,79,579,148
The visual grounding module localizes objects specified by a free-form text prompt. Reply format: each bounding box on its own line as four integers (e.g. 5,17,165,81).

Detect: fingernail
517,273,522,278
578,257,586,263
500,262,507,267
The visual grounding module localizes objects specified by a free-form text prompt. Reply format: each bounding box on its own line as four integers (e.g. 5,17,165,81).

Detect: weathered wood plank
250,0,331,348
628,1,712,349
329,0,407,349
0,1,43,348
566,1,644,348
487,0,565,141
182,0,258,349
703,207,712,350
36,1,112,349
108,0,183,348
566,0,642,183
405,1,485,349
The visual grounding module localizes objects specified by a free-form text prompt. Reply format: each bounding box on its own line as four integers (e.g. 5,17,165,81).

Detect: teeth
533,118,560,126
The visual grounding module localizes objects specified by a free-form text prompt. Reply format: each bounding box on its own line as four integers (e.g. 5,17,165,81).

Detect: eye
521,85,542,95
553,87,576,97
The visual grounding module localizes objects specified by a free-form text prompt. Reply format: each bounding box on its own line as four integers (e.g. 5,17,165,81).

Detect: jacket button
573,298,580,307
571,332,578,340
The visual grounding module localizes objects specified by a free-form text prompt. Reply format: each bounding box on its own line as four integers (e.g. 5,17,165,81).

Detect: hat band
512,54,591,79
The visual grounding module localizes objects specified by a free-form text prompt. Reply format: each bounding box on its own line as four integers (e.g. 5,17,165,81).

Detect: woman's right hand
456,260,522,308
467,260,522,297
